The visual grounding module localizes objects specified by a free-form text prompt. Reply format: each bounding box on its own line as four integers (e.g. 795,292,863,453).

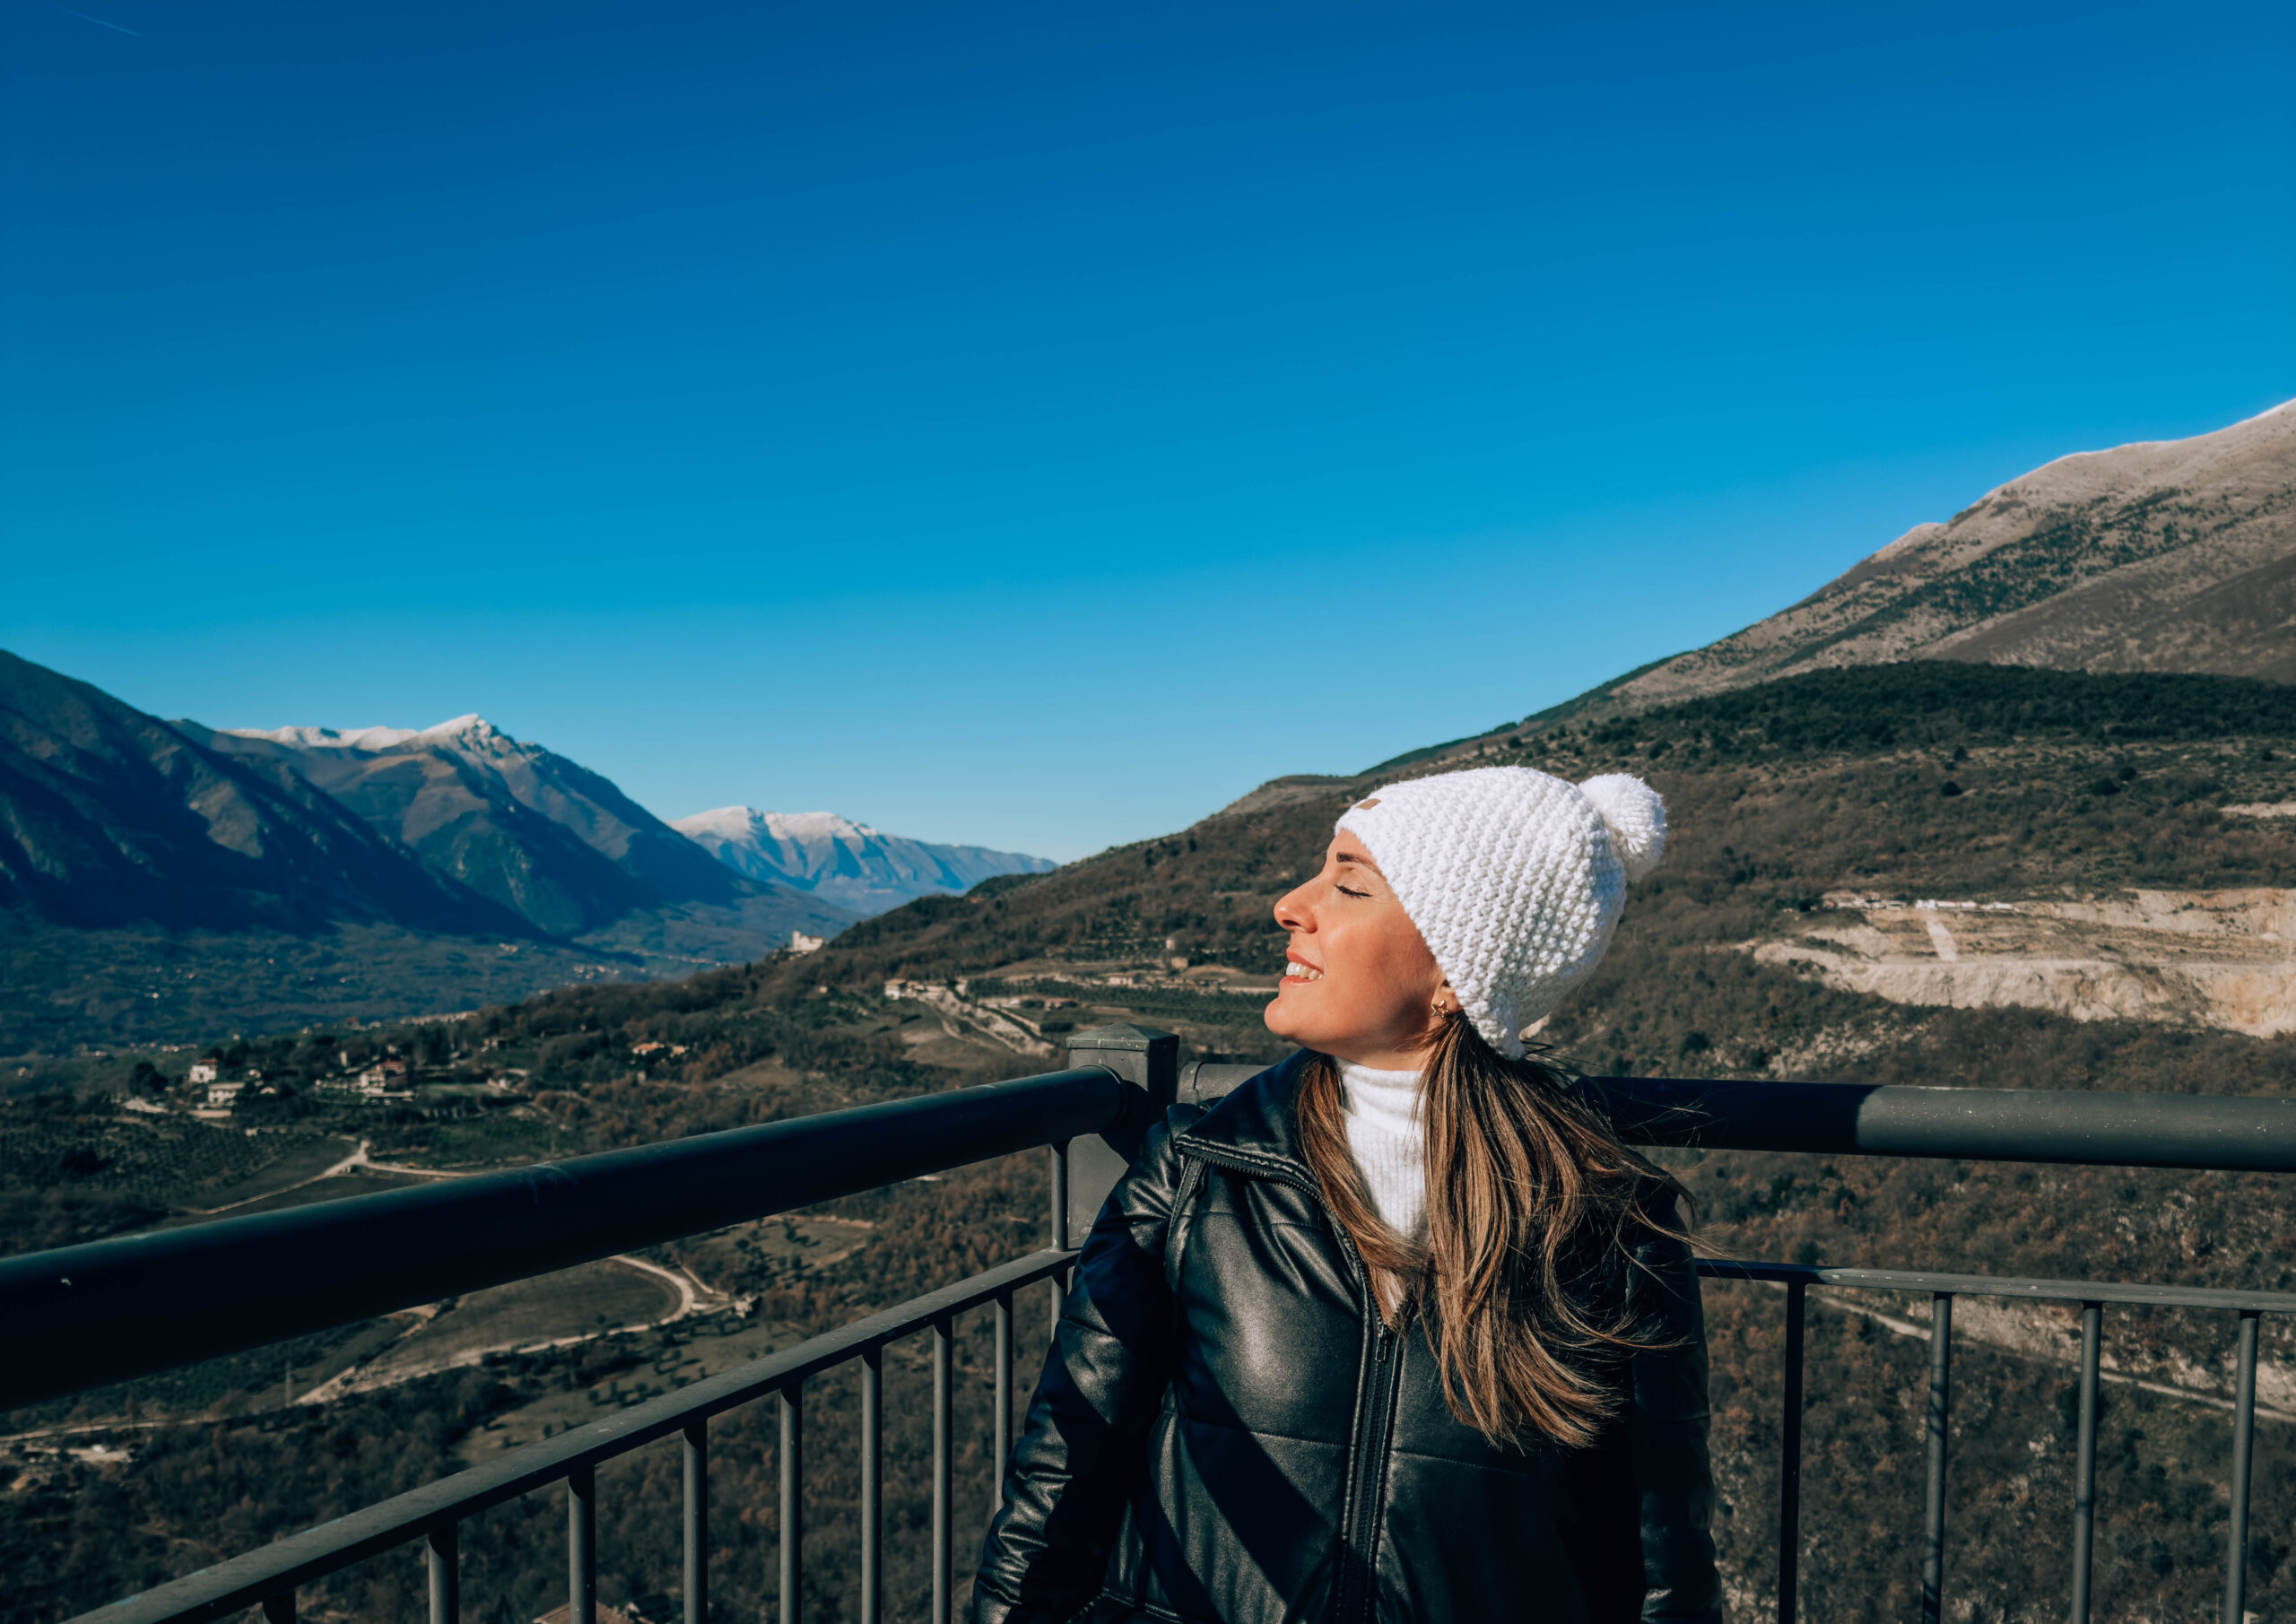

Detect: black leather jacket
971,1052,1722,1624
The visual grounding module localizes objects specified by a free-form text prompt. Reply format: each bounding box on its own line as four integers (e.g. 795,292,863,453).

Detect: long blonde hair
1295,1014,1691,1449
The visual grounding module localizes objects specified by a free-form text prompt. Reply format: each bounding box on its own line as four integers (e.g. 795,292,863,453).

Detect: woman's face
1264,833,1451,1069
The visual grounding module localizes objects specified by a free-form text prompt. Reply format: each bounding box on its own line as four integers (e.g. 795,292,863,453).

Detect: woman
972,766,1721,1624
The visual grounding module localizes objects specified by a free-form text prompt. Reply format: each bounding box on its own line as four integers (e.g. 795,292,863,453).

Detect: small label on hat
1353,797,1380,809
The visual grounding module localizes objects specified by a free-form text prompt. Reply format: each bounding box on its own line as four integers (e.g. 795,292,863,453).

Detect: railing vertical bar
2070,1303,2101,1624
569,1464,596,1624
2223,1310,2260,1624
683,1419,709,1624
261,1594,294,1624
1921,1293,1952,1624
1778,1279,1805,1624
427,1524,459,1624
934,1316,955,1624
994,1288,1015,1511
860,1346,883,1624
778,1384,803,1624
1048,1141,1072,1353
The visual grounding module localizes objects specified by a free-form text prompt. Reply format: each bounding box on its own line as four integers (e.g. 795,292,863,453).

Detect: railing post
860,1346,883,1624
1922,1294,1953,1624
569,1465,596,1624
683,1420,709,1624
994,1287,1015,1512
1048,1141,1070,1250
1778,1279,1805,1624
933,1316,957,1624
262,1594,294,1624
1060,1026,1179,1243
2071,1304,2100,1624
428,1524,459,1624
1048,1139,1072,1348
2224,1310,2260,1624
778,1384,803,1624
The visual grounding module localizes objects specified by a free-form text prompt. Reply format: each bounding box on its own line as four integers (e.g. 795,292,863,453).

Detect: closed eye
1335,883,1370,899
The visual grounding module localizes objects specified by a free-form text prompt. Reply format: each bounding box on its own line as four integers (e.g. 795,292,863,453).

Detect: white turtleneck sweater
1336,1059,1426,1239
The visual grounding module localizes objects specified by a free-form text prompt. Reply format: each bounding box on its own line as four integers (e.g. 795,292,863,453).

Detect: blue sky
4,1,2290,861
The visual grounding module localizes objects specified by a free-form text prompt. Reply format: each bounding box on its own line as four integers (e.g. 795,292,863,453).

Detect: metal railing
0,1066,1133,1411
9,1028,2292,1624
1695,1261,2293,1624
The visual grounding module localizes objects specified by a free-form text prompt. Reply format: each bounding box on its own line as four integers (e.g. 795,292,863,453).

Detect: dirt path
184,1139,373,1215
294,1254,723,1403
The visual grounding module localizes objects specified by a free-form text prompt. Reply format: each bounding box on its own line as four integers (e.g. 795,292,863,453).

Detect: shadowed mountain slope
674,807,1056,916
0,651,519,935
185,717,850,941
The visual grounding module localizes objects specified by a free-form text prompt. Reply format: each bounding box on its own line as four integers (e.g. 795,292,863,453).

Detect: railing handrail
1596,1076,2296,1172
1698,1258,2296,1315
12,1064,2295,1414
1180,1064,2296,1172
0,1067,1130,1412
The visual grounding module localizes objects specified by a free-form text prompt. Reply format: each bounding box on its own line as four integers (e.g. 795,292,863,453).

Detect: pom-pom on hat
1334,766,1667,1059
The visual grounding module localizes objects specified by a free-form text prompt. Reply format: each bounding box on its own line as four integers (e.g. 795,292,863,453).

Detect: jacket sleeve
969,1117,1191,1624
1625,1194,1725,1624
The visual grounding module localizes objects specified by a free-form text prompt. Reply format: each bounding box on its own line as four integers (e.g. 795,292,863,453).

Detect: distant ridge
674,807,1056,916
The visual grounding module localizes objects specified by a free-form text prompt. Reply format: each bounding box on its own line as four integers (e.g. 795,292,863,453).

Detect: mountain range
0,660,1061,1049
673,807,1057,916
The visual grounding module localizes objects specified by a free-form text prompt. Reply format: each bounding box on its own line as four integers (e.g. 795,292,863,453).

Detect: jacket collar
1173,1048,1320,1187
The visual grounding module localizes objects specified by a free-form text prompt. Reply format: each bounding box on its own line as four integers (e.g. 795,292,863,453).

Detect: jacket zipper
1339,1306,1403,1623
1176,1144,1404,1624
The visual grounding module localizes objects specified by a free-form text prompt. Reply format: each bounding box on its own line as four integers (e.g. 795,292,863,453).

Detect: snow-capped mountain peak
678,807,883,844
224,715,524,756
227,722,421,751
672,805,1055,916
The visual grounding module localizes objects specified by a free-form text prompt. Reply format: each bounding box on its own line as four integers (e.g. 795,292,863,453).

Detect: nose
1273,877,1313,934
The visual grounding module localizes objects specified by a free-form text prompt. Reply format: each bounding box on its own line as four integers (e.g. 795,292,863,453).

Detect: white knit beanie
1334,766,1666,1059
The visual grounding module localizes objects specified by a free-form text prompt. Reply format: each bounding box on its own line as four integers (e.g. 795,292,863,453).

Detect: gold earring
1432,994,1449,1015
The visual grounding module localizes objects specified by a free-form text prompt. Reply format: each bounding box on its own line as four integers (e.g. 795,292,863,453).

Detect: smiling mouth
1282,962,1323,983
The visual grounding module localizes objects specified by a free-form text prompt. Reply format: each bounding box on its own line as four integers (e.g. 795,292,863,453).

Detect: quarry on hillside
1756,886,2296,1037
